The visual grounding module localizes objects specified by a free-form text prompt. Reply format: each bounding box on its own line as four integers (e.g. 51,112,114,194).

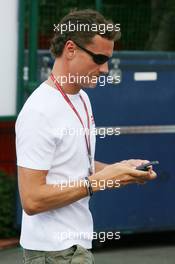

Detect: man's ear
64,40,76,60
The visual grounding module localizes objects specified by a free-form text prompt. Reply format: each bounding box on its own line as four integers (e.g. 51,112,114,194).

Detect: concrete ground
0,233,175,264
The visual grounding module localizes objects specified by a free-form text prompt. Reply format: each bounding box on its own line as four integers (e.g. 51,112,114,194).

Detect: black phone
136,161,159,171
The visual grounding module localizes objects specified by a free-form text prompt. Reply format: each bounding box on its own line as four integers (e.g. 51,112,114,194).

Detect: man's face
66,35,114,88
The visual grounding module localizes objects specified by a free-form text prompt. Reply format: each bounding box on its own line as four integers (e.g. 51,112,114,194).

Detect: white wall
0,0,18,116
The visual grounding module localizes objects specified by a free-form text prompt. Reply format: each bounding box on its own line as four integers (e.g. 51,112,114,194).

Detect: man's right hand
89,162,157,192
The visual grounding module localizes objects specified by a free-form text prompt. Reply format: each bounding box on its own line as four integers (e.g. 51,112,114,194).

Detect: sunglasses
73,41,111,65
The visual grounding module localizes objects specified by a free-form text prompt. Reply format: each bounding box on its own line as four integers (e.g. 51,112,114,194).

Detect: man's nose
99,62,109,75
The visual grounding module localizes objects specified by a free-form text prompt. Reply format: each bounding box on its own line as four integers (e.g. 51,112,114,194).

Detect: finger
134,160,150,168
148,169,157,179
129,168,156,180
130,159,150,168
121,174,147,184
143,160,150,163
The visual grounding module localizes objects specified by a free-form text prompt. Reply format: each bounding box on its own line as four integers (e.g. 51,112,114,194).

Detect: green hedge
0,171,18,238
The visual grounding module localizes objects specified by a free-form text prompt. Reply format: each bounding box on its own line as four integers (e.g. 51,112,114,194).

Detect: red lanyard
50,73,92,171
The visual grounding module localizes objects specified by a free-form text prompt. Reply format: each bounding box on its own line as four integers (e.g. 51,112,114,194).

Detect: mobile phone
136,161,159,171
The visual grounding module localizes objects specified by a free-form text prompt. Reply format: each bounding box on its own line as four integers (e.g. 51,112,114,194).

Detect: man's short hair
50,9,121,58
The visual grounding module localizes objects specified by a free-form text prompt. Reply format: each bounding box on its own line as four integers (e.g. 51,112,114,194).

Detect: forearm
25,162,108,215
95,160,108,172
27,170,107,215
27,180,88,215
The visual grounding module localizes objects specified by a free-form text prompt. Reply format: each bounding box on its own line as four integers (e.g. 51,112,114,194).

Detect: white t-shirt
15,82,96,251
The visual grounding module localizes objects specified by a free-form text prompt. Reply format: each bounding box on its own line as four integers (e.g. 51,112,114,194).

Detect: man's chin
80,82,97,89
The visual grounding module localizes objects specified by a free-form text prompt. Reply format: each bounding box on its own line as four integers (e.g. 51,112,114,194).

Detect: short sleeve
15,108,56,170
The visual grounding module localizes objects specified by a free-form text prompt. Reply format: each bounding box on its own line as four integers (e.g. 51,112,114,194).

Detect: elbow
24,207,37,216
23,199,41,216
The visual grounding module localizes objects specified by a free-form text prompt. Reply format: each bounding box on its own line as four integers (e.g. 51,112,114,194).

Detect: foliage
0,171,18,238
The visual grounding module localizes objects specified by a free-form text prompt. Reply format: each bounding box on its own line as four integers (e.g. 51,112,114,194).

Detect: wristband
84,176,93,197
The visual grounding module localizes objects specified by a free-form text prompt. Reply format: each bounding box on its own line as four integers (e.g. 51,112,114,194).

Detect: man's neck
46,59,81,95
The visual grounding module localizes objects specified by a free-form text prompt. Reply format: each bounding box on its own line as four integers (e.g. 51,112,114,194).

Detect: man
16,9,156,264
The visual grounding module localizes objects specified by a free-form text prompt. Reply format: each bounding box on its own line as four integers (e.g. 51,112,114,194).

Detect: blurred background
0,0,175,263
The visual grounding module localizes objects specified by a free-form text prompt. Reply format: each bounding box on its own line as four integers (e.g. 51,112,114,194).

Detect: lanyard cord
50,73,92,163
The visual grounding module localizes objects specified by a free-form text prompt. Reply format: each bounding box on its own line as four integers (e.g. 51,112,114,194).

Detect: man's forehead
87,35,114,56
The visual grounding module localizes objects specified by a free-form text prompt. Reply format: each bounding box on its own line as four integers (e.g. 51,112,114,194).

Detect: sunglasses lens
94,55,110,65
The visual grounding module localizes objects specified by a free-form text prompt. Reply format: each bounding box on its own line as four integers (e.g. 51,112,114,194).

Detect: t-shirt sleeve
15,108,56,170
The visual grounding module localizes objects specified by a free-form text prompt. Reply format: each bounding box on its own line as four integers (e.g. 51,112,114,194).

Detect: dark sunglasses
73,41,110,65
